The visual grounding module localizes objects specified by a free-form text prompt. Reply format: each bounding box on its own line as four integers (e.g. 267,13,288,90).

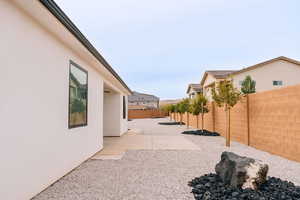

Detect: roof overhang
200,72,209,86
12,0,132,95
231,56,300,76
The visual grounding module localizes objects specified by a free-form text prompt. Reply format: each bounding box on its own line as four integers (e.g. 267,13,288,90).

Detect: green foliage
160,104,169,112
169,104,175,113
177,98,190,114
160,104,176,113
212,80,241,109
190,94,209,116
241,75,256,94
174,103,179,113
71,98,86,113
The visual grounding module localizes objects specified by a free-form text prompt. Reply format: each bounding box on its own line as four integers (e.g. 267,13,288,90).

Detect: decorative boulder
215,151,269,190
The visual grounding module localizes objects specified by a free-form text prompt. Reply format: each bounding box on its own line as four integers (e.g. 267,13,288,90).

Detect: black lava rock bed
158,122,185,125
189,173,300,200
182,129,220,136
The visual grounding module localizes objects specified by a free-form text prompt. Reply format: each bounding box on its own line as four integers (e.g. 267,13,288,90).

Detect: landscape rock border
158,122,185,125
188,173,300,200
181,129,220,136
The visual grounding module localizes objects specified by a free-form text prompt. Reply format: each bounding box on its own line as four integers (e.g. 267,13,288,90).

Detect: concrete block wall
214,105,226,137
249,85,300,162
174,84,300,162
230,96,248,144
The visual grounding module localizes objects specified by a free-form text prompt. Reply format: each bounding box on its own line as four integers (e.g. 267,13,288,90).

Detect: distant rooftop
206,70,237,79
187,83,202,93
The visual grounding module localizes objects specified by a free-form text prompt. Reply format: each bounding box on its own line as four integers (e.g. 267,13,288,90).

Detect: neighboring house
231,56,300,92
1,1,131,199
186,83,203,99
199,56,300,100
200,70,236,100
128,91,160,109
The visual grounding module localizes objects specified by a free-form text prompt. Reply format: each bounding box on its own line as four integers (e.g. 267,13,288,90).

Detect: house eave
39,0,132,95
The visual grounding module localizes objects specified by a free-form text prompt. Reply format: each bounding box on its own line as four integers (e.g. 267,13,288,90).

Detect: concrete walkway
93,118,199,159
34,118,300,200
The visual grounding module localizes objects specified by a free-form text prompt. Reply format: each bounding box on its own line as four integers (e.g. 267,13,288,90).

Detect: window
273,80,283,86
123,96,126,119
69,61,88,128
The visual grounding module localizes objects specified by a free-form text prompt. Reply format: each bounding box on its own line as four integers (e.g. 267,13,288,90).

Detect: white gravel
33,118,300,200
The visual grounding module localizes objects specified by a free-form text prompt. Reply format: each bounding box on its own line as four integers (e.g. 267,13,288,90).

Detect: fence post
246,95,250,146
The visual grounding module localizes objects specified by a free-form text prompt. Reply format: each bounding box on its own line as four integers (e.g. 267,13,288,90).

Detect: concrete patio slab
93,119,199,159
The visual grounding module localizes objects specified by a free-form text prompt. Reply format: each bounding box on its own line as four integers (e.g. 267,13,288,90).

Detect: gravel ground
33,118,300,200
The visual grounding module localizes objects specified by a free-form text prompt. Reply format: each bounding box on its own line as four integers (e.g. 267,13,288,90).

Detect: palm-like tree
241,75,256,94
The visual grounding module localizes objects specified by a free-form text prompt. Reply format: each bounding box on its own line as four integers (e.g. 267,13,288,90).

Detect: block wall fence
128,109,168,119
172,84,300,162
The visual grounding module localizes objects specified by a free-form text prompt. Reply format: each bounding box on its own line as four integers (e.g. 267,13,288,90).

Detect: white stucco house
200,56,300,100
231,56,300,92
0,0,131,199
200,70,235,100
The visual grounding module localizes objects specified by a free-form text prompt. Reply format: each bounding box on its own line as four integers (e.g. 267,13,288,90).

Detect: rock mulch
189,173,300,200
182,129,220,136
158,121,185,125
33,119,300,200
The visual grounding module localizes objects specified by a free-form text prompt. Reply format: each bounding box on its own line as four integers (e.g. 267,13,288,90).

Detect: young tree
160,104,171,119
190,94,209,132
241,75,256,94
177,98,190,127
212,80,241,147
169,104,176,121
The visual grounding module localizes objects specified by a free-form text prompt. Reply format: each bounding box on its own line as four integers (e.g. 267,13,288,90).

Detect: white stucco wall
232,60,300,92
103,93,128,136
202,74,216,88
202,74,217,100
0,2,126,199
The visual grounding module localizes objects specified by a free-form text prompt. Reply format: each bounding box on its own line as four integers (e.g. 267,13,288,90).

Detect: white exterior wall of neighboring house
202,74,218,100
188,88,201,99
232,60,300,92
0,1,129,200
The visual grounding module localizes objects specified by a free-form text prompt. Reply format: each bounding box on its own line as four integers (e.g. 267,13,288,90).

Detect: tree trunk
225,106,231,147
187,112,189,129
196,115,199,129
180,113,183,126
201,113,204,132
